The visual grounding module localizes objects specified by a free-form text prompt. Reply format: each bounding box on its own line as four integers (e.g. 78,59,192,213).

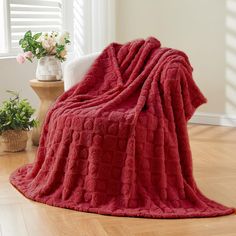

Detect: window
0,0,64,56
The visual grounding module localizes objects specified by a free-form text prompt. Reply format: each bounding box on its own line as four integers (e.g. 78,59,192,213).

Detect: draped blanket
10,37,234,218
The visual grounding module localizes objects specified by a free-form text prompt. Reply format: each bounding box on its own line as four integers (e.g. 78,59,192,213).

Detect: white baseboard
190,112,236,127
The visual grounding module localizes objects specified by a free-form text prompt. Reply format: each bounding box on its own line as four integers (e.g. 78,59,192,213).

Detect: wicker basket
1,130,28,152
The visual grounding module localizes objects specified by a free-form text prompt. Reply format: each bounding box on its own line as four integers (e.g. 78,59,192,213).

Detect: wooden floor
0,124,236,236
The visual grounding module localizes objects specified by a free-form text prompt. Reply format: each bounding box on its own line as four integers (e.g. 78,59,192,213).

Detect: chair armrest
63,52,100,91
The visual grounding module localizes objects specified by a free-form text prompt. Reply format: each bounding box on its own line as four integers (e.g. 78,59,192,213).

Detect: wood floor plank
0,204,28,236
103,225,134,236
71,219,109,236
0,124,236,236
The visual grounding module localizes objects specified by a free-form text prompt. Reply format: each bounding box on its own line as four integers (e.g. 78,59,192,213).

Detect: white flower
51,31,58,38
42,37,57,54
57,32,69,45
41,40,50,49
36,48,39,54
64,32,69,39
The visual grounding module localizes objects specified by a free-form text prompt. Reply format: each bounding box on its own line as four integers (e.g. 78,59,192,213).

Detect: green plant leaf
25,30,32,38
26,57,33,63
33,32,42,40
0,91,38,134
19,38,24,45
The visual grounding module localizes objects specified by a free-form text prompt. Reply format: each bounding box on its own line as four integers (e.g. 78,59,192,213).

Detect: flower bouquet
17,31,70,81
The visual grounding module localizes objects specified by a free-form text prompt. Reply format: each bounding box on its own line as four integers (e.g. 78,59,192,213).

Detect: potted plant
16,31,70,81
0,91,38,152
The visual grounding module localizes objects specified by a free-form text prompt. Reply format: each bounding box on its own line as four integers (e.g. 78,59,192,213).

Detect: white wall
0,58,39,109
116,0,236,124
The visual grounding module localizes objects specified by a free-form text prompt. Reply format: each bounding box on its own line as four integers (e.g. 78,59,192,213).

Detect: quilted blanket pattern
10,37,234,218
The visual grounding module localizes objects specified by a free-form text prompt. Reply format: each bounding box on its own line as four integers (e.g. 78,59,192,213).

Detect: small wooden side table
30,79,64,146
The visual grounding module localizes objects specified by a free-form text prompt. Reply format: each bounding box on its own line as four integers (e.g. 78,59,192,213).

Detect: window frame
0,0,66,58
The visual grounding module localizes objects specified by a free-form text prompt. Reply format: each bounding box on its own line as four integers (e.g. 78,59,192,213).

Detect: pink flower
16,54,26,64
24,51,33,59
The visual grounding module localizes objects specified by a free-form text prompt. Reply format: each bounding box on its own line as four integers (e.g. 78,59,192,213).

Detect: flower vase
36,56,62,81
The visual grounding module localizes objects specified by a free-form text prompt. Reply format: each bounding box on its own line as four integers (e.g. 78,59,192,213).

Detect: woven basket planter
1,130,28,152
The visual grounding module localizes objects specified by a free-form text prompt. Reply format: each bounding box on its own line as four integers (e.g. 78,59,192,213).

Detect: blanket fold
10,37,234,218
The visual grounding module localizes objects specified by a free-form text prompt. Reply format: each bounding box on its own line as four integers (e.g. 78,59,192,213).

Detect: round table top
29,79,64,88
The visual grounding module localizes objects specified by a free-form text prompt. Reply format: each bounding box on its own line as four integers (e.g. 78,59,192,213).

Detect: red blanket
10,37,234,218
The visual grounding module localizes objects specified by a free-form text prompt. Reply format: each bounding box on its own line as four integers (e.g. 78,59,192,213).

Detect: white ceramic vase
36,56,62,81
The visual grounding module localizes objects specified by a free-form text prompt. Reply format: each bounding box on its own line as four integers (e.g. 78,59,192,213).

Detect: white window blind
2,0,64,55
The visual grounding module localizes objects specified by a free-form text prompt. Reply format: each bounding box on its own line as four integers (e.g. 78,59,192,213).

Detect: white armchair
63,52,100,91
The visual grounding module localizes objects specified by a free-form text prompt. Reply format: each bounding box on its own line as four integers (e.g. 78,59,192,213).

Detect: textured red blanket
10,37,234,218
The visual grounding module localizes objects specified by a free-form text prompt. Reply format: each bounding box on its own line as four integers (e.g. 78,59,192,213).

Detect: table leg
30,81,64,146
